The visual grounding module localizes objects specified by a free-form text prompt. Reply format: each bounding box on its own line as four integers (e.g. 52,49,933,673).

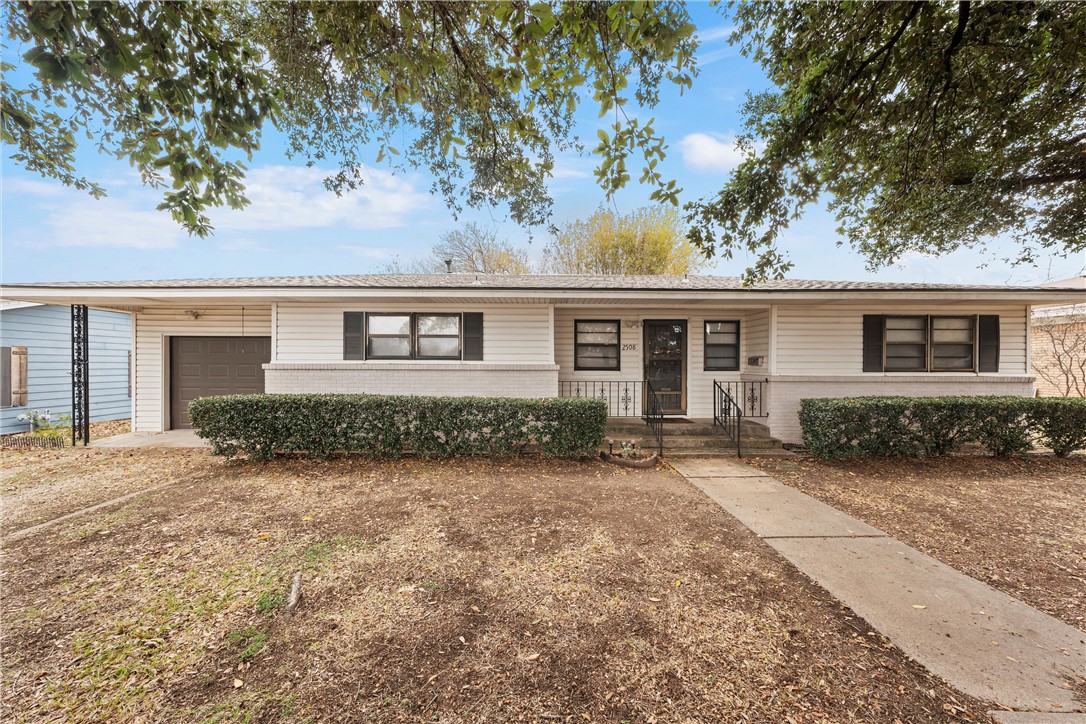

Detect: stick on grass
285,571,303,614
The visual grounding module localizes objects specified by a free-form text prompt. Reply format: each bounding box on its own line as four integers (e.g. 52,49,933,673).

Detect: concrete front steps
603,418,790,458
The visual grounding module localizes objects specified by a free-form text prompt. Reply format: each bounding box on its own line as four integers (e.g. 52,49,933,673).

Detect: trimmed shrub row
189,394,608,460
799,396,1086,459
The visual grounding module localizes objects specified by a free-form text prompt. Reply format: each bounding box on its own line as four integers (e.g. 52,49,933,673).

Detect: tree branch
943,1,971,81
844,2,925,91
946,170,1086,189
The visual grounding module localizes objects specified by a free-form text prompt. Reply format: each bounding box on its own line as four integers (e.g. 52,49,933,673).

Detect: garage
169,336,271,428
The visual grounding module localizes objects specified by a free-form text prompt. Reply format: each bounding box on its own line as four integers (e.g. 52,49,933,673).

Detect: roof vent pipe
444,259,453,274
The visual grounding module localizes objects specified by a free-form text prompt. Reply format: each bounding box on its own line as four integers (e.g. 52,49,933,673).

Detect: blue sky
2,4,1082,285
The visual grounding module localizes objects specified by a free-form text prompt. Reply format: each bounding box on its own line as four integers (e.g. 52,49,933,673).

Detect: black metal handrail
715,380,769,418
643,379,664,457
713,379,744,458
558,380,644,417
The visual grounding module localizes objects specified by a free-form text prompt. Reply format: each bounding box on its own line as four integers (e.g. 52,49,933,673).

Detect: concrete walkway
670,458,1086,717
90,429,208,448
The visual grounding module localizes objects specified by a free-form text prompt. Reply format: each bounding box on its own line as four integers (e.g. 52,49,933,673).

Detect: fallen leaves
2,451,990,723
766,454,1086,628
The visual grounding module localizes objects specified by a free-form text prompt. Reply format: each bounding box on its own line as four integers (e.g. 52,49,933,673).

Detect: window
416,314,461,359
884,316,928,371
704,320,740,371
931,316,975,370
345,312,482,361
574,320,620,371
864,315,987,373
0,346,28,408
366,314,412,359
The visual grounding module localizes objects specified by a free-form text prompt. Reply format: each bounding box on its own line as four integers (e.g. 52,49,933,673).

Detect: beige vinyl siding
775,303,1029,375
742,309,770,372
554,307,769,418
274,302,553,363
133,306,272,431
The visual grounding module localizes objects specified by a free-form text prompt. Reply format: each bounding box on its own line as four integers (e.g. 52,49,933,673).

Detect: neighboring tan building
1032,276,1086,397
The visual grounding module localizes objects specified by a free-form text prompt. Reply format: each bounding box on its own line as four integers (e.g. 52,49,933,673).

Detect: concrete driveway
90,429,208,448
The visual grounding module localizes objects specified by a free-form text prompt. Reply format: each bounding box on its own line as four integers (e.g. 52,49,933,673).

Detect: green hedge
799,396,1086,459
188,394,608,460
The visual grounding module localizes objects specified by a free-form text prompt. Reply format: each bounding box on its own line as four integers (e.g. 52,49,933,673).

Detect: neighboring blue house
0,302,132,435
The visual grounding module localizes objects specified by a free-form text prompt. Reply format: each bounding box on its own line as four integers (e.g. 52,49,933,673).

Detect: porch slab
90,430,208,448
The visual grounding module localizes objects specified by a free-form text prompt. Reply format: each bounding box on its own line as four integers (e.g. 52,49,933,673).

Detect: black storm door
643,320,686,414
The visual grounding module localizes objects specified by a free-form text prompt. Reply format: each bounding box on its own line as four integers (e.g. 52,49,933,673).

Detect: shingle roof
4,273,1079,292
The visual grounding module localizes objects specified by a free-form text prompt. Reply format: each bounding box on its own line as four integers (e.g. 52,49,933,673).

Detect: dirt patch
0,447,217,536
1,451,987,722
752,454,1086,631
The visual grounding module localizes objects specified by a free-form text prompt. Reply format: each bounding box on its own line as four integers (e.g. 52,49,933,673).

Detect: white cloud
337,245,396,260
698,47,740,66
37,195,182,250
697,25,735,43
4,164,431,252
3,176,67,198
549,158,593,180
3,172,181,249
211,165,431,232
679,133,757,173
695,25,739,66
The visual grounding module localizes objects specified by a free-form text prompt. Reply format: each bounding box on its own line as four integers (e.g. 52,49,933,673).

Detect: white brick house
5,274,1082,444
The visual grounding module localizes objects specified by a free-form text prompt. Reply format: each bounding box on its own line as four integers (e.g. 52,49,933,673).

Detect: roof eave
3,285,1083,307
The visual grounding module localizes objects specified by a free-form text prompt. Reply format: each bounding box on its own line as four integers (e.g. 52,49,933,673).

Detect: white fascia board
3,286,1085,307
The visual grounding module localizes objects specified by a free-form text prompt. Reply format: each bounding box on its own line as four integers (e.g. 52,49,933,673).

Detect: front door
643,320,686,414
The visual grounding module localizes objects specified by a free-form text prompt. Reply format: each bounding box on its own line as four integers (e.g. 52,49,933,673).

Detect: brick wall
1031,315,1086,397
264,363,560,399
767,375,1037,444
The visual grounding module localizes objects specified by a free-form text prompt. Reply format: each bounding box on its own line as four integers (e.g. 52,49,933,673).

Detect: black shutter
344,312,364,360
978,315,1000,372
463,313,484,360
862,315,885,372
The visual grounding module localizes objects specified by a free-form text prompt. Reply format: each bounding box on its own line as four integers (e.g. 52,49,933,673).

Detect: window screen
574,320,620,370
704,321,740,371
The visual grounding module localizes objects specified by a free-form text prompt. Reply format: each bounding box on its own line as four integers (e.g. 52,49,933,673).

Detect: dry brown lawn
0,448,988,723
752,454,1086,631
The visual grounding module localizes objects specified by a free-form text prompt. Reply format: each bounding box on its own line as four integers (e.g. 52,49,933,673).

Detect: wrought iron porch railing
558,380,644,417
715,380,769,418
643,379,664,458
713,379,745,458
71,304,90,447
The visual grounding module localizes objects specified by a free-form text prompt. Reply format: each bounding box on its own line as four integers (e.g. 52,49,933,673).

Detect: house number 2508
621,343,638,351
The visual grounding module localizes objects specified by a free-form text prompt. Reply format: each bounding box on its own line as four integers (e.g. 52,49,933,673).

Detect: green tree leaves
4,2,697,238
259,1,696,229
2,1,274,236
687,1,1086,281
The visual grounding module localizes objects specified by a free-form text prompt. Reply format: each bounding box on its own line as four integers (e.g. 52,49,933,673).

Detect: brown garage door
169,336,271,429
